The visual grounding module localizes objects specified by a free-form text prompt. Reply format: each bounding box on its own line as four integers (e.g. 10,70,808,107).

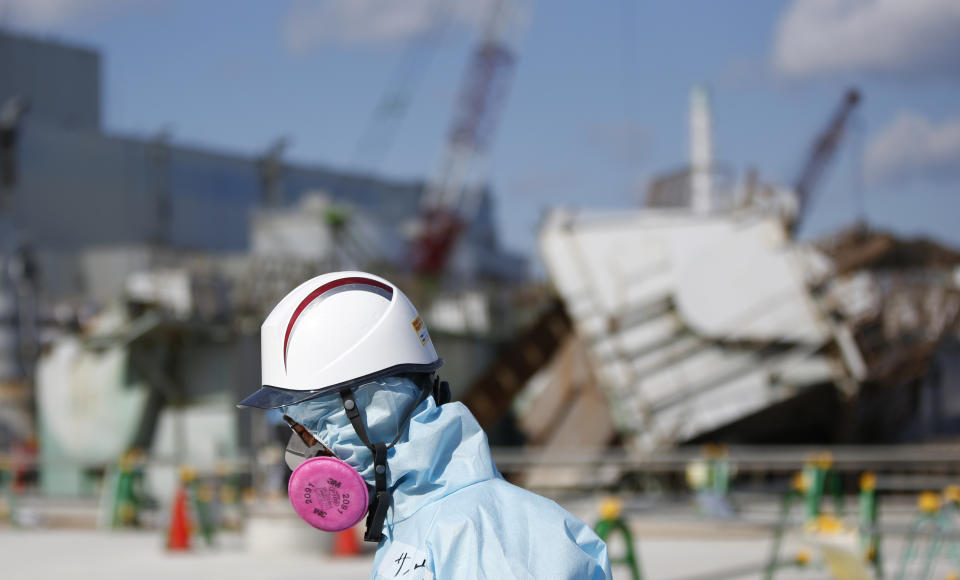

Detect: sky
3,0,958,260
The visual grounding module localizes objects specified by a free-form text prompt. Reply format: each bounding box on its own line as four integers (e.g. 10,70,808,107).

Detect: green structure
109,450,146,528
181,466,217,547
593,497,642,580
764,471,805,580
0,457,17,526
858,472,883,578
765,453,847,580
897,489,960,580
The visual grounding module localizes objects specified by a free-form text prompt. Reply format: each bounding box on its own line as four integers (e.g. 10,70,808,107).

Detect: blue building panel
17,125,152,248
167,147,260,251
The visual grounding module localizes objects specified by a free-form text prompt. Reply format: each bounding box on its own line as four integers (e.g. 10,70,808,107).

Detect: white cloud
774,0,960,78
865,112,960,185
281,0,505,53
2,0,127,28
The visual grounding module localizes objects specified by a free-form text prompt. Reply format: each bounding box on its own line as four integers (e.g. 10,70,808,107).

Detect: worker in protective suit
239,272,611,579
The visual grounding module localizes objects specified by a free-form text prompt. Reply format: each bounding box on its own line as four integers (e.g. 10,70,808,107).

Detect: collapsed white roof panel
539,206,846,449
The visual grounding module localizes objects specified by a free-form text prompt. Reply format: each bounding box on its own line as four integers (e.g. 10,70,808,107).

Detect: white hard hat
238,271,442,409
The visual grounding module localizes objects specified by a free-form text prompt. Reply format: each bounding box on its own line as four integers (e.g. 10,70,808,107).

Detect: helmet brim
237,359,444,409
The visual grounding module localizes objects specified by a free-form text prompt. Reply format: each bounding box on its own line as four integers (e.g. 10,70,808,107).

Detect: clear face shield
282,415,335,470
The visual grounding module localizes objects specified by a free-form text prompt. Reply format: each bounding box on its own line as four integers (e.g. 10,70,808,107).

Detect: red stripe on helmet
283,277,394,371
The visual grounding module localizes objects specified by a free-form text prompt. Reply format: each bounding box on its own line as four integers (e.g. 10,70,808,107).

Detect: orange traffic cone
167,485,192,551
333,526,361,557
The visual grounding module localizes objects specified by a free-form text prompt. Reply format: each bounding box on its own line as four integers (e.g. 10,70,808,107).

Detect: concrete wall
0,30,100,131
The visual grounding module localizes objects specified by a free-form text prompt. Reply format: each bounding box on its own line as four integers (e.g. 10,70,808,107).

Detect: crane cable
619,0,643,203
849,111,867,228
349,0,452,172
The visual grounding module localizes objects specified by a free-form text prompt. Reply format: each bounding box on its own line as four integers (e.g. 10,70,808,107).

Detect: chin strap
340,381,432,543
365,442,388,543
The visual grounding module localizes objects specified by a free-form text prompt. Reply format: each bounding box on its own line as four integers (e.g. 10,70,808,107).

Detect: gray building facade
0,29,523,302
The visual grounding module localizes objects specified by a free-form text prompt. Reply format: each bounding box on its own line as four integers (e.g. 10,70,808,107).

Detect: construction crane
789,88,861,236
413,0,522,275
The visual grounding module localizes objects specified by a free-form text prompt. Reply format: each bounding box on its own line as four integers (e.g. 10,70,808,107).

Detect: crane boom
414,0,521,275
790,88,861,235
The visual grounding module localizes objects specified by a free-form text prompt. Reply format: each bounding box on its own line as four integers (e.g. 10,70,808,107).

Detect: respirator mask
284,416,370,532
282,375,451,541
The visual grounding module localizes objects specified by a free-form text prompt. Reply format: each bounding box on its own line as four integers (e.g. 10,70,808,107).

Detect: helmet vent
283,277,393,371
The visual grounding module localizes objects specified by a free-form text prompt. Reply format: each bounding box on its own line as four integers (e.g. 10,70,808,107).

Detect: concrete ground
0,528,375,580
1,497,956,579
0,526,929,580
0,528,790,580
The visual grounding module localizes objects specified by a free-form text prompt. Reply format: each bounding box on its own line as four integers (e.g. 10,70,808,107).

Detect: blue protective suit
283,377,612,580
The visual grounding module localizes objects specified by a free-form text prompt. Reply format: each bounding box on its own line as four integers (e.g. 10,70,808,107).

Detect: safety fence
583,448,960,580
491,444,960,495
